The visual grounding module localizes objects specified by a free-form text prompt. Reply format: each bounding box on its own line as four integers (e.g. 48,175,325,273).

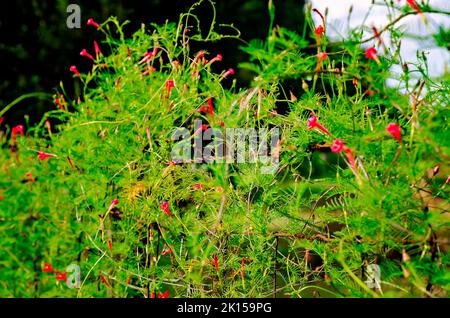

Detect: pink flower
386,123,401,142
307,116,331,135
365,47,380,64
108,199,119,211
94,41,102,58
331,139,345,153
139,52,153,64
316,52,328,72
193,51,205,64
314,25,324,36
161,201,171,217
223,68,235,78
86,18,100,29
407,0,423,14
165,80,175,101
80,49,95,61
444,176,450,186
37,151,57,161
70,65,81,77
208,54,223,65
12,125,24,142
193,183,204,190
331,139,357,173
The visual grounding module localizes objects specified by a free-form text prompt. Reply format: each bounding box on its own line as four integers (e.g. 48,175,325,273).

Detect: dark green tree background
0,0,305,127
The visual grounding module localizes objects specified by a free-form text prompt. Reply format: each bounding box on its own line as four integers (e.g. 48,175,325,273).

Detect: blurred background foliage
0,0,306,127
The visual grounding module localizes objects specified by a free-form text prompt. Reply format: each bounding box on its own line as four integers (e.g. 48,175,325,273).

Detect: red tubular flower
331,139,357,173
108,199,119,211
162,290,169,298
386,123,402,142
193,183,204,190
241,258,245,280
139,52,153,64
55,272,67,282
314,25,324,36
87,18,100,29
99,274,110,287
94,41,102,58
197,105,207,114
193,51,205,64
208,54,223,65
407,0,423,14
0,117,4,126
161,201,171,217
331,139,345,153
222,68,235,79
365,47,380,64
107,239,113,256
43,263,55,273
80,49,95,61
207,97,214,118
161,246,171,256
165,80,175,99
54,98,65,111
37,151,57,161
307,116,331,135
12,125,24,142
213,254,219,271
316,52,328,72
70,65,81,78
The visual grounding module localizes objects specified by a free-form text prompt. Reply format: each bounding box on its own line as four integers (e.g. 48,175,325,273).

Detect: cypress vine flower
43,263,55,273
222,68,235,79
70,65,81,78
307,115,331,135
386,123,402,142
316,52,328,72
161,201,171,217
365,47,380,64
80,49,95,61
37,151,57,161
86,18,100,29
